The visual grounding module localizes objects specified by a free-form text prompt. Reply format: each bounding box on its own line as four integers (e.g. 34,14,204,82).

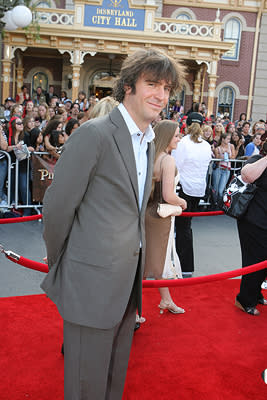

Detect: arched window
35,1,50,7
176,13,191,21
218,87,235,120
222,18,241,60
33,0,57,8
32,72,48,97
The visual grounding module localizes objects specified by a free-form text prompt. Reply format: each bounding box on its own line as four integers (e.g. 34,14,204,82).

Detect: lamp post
0,0,32,106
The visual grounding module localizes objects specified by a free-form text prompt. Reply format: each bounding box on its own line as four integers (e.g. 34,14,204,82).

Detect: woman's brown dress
144,181,172,279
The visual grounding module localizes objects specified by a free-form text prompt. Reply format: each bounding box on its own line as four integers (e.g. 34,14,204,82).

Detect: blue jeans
10,162,32,215
212,167,230,204
0,157,7,202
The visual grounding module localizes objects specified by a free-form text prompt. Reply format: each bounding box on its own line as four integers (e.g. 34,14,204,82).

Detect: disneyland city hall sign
84,0,145,30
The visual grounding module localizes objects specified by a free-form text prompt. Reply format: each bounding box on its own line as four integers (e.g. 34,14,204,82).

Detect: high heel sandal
235,299,260,316
159,300,185,314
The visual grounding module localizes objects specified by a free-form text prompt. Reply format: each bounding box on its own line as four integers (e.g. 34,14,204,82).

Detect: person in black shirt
241,121,252,147
186,102,204,126
235,141,267,315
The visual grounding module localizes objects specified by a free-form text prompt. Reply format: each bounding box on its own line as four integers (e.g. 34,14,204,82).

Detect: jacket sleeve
43,121,101,267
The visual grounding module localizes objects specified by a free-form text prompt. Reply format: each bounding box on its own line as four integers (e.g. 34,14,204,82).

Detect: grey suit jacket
41,107,154,329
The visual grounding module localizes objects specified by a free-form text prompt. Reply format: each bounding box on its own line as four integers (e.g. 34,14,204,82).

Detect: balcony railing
36,8,74,25
35,8,221,41
154,18,221,40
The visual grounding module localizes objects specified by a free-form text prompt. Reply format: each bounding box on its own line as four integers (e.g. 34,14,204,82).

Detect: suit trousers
175,188,201,273
236,218,267,308
63,270,138,400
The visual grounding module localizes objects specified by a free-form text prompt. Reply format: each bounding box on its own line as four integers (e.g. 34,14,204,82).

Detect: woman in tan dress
144,120,187,314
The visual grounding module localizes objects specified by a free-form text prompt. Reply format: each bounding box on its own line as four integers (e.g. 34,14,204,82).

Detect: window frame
217,86,235,120
222,17,241,61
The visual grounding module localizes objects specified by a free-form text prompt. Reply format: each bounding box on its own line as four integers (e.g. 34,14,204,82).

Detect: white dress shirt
118,103,155,209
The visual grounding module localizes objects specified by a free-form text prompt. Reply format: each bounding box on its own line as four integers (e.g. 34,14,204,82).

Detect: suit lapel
110,108,139,207
141,141,155,215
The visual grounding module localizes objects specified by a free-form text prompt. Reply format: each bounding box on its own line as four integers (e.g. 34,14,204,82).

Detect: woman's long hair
154,120,179,161
38,103,50,121
23,115,34,133
150,120,179,200
217,132,231,147
42,118,62,137
230,131,242,148
9,117,24,145
188,122,203,143
89,96,118,119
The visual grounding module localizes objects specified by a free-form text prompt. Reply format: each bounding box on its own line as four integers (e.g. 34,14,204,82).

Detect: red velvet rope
5,253,267,287
0,214,43,224
143,261,267,288
181,210,224,217
0,210,224,224
6,255,49,273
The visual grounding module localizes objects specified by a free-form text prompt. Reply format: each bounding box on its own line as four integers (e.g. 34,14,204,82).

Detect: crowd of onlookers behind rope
0,85,267,216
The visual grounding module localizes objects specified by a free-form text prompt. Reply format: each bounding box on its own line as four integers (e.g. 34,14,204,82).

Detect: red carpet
1,280,267,400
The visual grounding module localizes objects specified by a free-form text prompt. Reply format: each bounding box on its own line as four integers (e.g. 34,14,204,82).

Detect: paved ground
0,214,242,298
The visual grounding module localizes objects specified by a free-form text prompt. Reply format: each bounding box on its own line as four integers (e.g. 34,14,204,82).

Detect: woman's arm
229,143,236,159
214,146,221,159
161,156,187,210
44,135,56,152
241,155,267,183
0,133,8,151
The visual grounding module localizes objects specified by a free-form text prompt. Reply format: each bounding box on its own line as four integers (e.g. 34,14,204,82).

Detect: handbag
157,154,182,218
221,174,257,219
13,141,31,161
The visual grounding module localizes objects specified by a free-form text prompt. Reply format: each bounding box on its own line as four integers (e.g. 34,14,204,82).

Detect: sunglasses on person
16,122,23,125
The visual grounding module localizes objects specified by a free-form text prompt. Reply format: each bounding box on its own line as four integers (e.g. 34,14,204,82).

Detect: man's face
123,74,171,131
37,87,42,95
65,102,72,112
72,104,79,115
50,98,57,107
6,101,14,109
242,124,250,135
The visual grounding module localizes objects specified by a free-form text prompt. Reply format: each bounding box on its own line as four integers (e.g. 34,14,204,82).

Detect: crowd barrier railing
0,150,53,215
0,151,248,214
0,150,12,207
198,157,247,208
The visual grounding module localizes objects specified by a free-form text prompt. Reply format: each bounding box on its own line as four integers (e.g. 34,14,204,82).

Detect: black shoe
258,298,267,305
134,322,140,331
182,272,193,278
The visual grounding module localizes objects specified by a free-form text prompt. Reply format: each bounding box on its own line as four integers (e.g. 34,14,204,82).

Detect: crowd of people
0,81,267,219
1,83,267,218
0,89,103,215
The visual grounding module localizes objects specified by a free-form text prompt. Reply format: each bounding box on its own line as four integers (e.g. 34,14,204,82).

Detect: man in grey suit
41,48,184,399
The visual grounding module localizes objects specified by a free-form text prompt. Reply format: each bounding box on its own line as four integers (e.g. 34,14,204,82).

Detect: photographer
235,138,267,315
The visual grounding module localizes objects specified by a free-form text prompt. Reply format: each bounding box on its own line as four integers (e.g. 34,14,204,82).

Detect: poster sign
84,0,145,31
32,154,56,203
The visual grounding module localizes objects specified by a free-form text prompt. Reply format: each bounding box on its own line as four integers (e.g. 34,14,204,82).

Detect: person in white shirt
172,123,211,277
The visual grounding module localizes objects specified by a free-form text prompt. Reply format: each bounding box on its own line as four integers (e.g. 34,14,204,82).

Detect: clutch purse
157,203,182,218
